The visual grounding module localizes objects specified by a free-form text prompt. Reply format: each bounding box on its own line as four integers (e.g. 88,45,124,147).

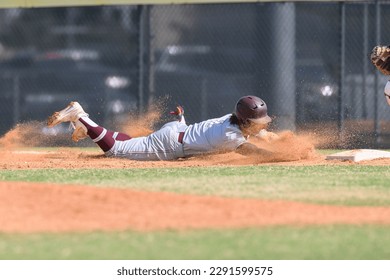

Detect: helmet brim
248,115,272,124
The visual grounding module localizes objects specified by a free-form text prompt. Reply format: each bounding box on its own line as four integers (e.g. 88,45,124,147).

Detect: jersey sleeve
225,125,247,149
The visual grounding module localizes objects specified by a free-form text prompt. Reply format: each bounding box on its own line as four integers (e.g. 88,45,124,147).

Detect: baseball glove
370,45,390,75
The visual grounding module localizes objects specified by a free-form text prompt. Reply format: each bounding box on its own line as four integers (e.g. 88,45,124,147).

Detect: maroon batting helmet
234,95,272,124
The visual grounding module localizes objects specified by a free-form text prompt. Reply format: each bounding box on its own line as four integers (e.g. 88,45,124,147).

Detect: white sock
79,116,99,127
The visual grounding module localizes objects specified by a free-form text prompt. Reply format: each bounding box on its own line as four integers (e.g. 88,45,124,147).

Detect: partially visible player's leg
77,117,132,152
47,101,187,160
47,101,132,152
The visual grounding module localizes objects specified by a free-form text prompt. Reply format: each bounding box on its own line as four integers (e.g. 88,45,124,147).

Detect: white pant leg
105,121,187,160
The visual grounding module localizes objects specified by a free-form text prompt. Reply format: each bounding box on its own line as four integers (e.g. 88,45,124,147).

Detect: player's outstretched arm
235,142,274,157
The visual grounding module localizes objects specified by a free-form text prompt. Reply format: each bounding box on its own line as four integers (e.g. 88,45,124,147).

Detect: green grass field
1,157,390,260
2,226,390,260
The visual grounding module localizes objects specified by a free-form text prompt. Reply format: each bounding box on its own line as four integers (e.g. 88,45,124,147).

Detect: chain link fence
0,6,140,138
0,2,390,147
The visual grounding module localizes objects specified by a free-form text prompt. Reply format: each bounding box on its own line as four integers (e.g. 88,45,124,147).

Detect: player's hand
255,129,280,142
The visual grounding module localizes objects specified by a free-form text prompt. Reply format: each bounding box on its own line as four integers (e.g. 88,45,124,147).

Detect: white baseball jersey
182,114,246,156
105,113,247,160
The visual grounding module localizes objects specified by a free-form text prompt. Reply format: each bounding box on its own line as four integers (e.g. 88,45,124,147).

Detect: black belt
178,132,185,144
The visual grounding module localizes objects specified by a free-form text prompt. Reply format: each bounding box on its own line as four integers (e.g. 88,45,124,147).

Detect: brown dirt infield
1,181,390,234
0,121,389,233
0,148,390,234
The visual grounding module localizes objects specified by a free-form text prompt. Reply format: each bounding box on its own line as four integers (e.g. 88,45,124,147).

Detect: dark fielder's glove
370,45,390,75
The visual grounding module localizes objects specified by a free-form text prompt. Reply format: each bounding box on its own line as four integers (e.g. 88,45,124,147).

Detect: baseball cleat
47,101,88,127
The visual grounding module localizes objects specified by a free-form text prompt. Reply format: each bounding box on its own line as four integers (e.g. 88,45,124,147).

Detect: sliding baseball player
47,95,279,161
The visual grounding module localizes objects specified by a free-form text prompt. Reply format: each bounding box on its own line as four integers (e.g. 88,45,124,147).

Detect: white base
326,149,390,162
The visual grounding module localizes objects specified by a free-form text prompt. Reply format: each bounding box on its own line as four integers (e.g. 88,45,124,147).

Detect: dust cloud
0,121,56,149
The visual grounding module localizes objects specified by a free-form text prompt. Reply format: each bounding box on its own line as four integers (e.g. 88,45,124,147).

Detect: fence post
13,75,20,126
338,2,346,147
138,5,151,113
362,3,368,120
374,0,381,146
270,2,296,131
200,78,208,121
